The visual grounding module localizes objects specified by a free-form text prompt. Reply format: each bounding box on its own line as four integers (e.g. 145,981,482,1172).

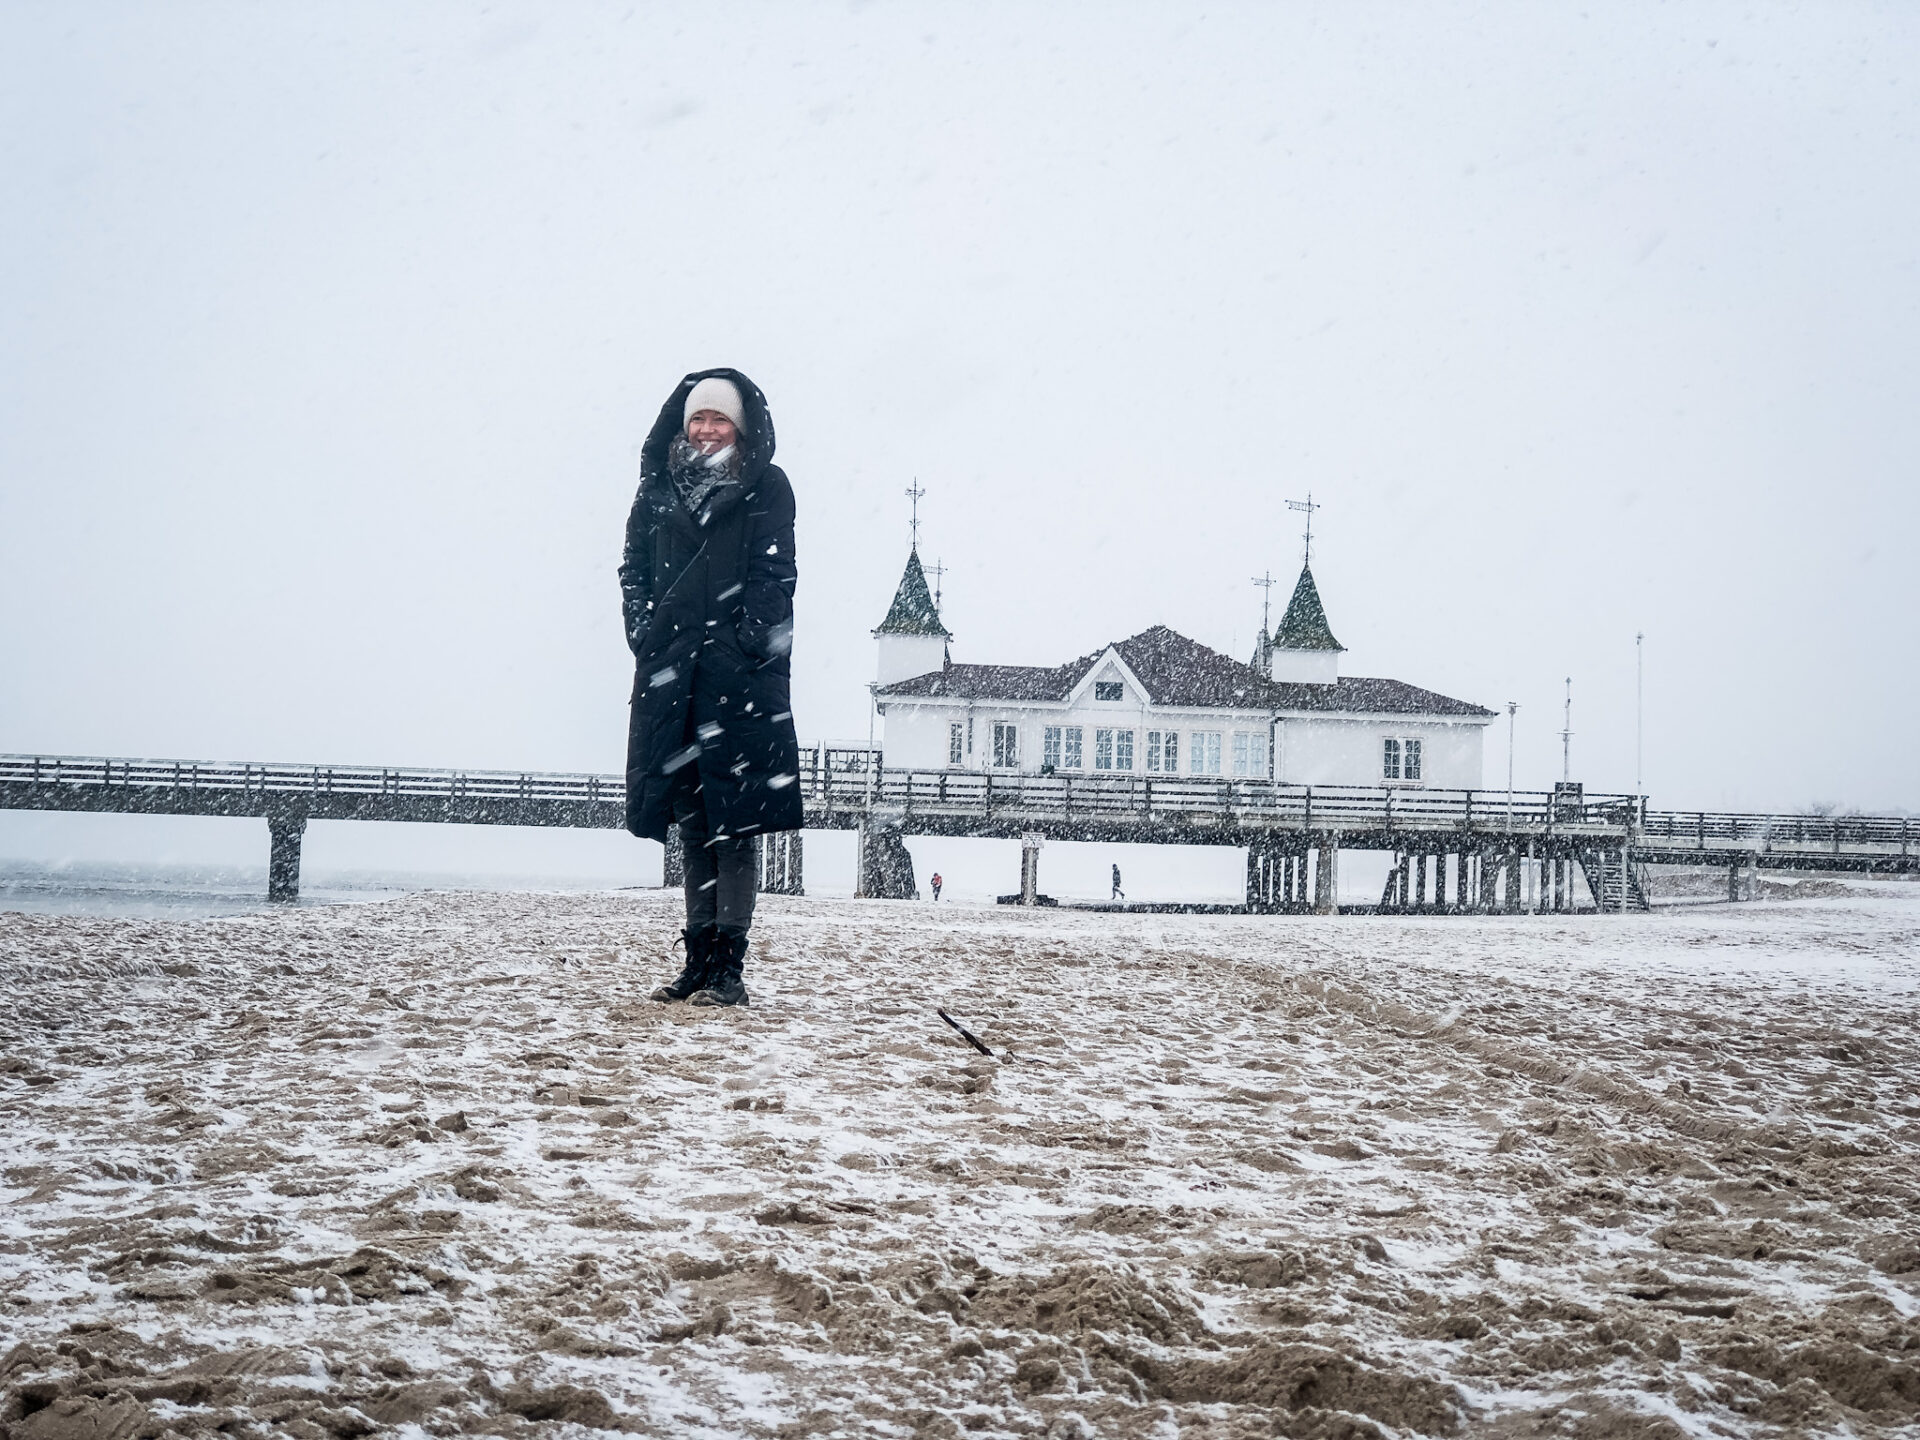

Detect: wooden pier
3,751,1912,908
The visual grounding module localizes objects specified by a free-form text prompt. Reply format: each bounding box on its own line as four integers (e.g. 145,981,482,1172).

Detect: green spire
1275,564,1343,651
875,548,950,637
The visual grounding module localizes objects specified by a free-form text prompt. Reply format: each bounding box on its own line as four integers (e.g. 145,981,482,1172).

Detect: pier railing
2,750,1643,838
815,760,1641,836
1635,807,1913,863
0,754,619,805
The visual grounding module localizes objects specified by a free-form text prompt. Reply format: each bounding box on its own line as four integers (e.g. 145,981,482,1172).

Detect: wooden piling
267,810,305,904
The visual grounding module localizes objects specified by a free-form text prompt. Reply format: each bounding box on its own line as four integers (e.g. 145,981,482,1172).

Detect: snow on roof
1274,564,1343,651
876,625,1492,716
874,549,951,637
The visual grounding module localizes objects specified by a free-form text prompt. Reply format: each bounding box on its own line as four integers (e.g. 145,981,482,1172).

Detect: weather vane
1251,570,1276,636
1286,494,1321,566
927,557,946,610
1561,677,1574,783
905,479,926,551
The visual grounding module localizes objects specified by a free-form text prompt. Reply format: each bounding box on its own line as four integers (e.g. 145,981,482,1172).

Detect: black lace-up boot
650,927,716,1003
689,929,749,1007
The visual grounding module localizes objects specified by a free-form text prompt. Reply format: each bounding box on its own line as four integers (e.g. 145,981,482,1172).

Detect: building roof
876,625,1493,717
1274,564,1343,651
874,548,950,637
1268,675,1494,717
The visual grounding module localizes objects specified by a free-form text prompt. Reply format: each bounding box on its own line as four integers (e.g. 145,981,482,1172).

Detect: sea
0,862,637,920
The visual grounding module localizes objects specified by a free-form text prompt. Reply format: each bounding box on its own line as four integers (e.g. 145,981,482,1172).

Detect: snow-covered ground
3,887,1918,1438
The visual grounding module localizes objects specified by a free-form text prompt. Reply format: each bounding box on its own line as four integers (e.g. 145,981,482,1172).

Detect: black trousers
668,762,757,937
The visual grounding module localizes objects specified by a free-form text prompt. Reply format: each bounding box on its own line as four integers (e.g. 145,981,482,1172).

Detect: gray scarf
667,435,741,518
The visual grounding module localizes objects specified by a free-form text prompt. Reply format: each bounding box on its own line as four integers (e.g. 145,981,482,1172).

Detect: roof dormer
874,548,952,686
1267,564,1344,685
1067,649,1147,707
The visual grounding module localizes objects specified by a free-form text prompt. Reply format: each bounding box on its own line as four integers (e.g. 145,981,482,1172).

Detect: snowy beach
3,889,1918,1439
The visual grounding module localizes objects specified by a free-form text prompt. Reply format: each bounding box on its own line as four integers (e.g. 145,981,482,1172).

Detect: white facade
880,650,1285,781
1269,647,1339,685
875,632,948,687
1273,714,1487,789
883,694,1490,789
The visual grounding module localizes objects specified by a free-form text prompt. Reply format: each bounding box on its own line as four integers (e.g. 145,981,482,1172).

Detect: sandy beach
3,887,1917,1438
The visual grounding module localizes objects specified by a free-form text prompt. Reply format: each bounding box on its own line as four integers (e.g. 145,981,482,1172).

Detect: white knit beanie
684,376,746,432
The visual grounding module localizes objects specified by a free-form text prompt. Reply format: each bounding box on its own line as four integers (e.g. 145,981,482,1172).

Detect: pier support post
1246,841,1286,914
861,815,919,900
266,809,306,904
663,829,685,890
759,831,804,895
1314,838,1339,915
1505,846,1522,914
1020,832,1042,906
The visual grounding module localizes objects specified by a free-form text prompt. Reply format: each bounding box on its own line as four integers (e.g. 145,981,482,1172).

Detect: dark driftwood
936,1008,993,1057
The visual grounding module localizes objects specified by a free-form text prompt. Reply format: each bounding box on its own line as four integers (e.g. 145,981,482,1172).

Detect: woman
620,369,801,1007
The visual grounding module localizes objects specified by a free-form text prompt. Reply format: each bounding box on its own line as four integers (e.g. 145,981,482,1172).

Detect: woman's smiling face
687,410,738,455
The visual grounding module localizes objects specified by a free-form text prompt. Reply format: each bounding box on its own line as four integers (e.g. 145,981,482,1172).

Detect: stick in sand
936,1008,993,1057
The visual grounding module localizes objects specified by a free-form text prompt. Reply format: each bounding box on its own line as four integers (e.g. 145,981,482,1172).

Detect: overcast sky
3,1,1916,879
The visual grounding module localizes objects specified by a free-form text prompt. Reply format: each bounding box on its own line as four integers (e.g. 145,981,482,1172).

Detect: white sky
3,1,1917,884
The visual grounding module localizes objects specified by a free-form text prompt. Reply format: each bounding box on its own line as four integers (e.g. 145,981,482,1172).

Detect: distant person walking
931,872,943,901
621,369,800,1008
1111,864,1125,902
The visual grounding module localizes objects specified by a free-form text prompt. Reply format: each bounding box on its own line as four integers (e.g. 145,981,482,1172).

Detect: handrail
2,752,1910,846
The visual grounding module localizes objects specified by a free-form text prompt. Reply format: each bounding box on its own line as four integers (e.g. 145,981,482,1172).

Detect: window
1044,723,1085,771
1116,729,1134,771
1232,730,1267,777
1094,729,1134,770
1147,731,1165,772
1192,731,1222,774
1094,729,1111,769
1383,737,1422,782
1162,731,1180,773
1094,680,1124,701
949,722,964,767
992,722,1019,769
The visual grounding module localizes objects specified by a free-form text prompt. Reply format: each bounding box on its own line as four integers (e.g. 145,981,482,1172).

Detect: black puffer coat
620,368,802,842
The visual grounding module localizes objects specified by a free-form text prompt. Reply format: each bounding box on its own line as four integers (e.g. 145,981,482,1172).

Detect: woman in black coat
620,368,801,1007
